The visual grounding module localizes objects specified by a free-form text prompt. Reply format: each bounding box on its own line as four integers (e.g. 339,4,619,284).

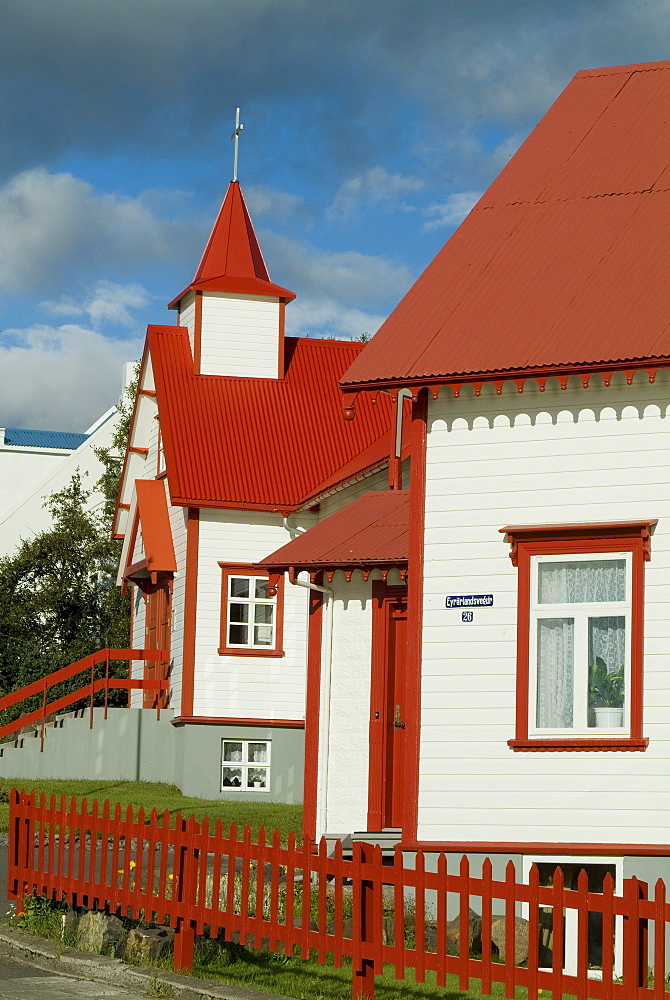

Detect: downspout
282,515,306,538
288,572,334,841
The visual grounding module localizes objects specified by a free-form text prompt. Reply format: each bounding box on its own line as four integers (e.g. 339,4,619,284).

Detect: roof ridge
575,61,670,78
478,188,664,211
293,337,367,350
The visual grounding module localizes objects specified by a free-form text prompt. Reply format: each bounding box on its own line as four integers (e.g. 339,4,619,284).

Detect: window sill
217,647,285,658
508,738,648,752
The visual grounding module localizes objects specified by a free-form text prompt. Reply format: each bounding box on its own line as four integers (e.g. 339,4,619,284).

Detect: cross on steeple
231,108,244,182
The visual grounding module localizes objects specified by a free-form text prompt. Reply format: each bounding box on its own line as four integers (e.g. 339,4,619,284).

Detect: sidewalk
0,924,293,1000
0,952,155,999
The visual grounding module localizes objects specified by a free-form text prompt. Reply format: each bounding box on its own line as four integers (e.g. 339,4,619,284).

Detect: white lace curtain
536,560,626,729
537,617,574,728
538,559,625,604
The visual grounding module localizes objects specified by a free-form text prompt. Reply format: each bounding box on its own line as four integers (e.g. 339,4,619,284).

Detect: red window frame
501,521,655,753
218,562,285,658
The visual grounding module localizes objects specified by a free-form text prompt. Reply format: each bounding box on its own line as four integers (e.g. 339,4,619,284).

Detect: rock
490,915,529,966
75,910,125,955
121,926,174,963
446,908,482,956
61,906,80,938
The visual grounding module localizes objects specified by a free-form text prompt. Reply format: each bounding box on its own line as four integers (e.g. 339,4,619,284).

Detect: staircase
0,647,169,751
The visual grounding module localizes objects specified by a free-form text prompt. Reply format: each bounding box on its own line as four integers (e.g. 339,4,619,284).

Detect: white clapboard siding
178,291,196,355
129,511,146,702
167,502,189,713
418,370,670,846
146,410,159,479
318,466,390,520
130,586,145,704
324,574,373,835
200,294,280,379
192,508,316,718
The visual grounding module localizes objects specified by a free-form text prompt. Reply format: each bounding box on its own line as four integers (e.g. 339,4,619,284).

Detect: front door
144,577,171,708
368,584,408,830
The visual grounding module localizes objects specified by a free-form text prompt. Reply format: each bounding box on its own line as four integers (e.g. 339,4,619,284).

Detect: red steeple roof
168,181,295,308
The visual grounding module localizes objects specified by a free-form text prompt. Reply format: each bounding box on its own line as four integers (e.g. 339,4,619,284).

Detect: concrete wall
0,709,176,785
0,708,304,803
172,721,304,802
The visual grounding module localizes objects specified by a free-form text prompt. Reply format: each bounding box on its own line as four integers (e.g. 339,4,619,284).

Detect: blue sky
1,0,667,430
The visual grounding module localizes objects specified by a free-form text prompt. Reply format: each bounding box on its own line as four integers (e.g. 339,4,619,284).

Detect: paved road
0,955,154,999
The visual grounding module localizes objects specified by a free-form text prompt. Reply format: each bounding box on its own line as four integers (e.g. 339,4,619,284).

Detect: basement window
221,739,271,791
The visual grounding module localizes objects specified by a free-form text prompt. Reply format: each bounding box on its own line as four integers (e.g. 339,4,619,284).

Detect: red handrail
0,648,169,747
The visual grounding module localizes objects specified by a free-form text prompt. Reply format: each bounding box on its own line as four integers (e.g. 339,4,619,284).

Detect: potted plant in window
589,657,624,728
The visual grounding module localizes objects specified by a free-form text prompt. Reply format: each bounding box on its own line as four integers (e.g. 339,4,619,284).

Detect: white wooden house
112,180,396,802
259,59,670,971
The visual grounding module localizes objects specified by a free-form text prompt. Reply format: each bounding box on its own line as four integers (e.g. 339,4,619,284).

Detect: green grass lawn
0,779,302,841
189,946,573,1000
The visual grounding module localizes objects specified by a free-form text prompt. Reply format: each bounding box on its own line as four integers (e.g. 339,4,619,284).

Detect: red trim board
193,291,202,375
403,391,428,842
303,575,324,845
401,840,670,858
171,716,304,728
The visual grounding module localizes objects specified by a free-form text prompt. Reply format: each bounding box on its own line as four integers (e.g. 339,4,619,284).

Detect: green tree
0,371,138,707
0,474,130,704
94,365,139,525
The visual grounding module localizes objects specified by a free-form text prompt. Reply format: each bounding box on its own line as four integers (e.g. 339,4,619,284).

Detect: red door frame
367,582,408,831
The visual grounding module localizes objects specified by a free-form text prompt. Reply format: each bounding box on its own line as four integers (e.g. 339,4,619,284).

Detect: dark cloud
2,0,667,184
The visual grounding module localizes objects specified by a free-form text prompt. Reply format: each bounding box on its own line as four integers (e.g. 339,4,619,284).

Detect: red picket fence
0,648,169,750
8,789,669,1000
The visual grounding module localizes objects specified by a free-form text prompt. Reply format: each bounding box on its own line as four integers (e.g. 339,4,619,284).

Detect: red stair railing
0,648,169,750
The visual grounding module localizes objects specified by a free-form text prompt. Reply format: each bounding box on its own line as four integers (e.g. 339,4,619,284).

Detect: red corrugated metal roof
258,490,409,570
135,479,177,572
168,182,295,308
150,329,393,511
342,61,670,391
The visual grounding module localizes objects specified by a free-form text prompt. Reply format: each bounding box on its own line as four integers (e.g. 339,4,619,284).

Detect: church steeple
169,181,295,306
169,182,295,379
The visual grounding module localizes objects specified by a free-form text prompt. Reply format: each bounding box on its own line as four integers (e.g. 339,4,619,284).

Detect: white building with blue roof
0,407,117,556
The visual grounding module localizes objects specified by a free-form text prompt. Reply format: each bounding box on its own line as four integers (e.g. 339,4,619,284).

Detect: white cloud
245,185,309,223
0,169,186,297
285,298,385,341
489,132,525,172
0,323,142,432
422,190,482,231
258,228,414,341
261,230,413,309
328,167,423,219
41,281,154,329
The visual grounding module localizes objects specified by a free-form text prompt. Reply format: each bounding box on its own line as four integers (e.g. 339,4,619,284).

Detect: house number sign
446,594,494,622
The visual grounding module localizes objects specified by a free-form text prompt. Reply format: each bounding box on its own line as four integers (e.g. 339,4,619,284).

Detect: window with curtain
532,556,629,733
